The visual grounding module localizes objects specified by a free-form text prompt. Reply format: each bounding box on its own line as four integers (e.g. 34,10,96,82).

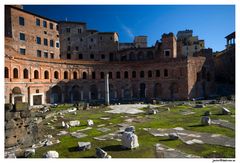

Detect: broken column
105,73,110,105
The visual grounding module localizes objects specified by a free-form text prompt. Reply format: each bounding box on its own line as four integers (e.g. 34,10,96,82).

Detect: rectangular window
50,40,54,47
19,17,24,26
36,18,40,26
56,41,60,48
44,52,48,58
36,37,41,44
19,33,25,41
78,28,82,33
66,28,70,33
20,48,26,55
76,46,79,51
92,72,96,79
79,53,83,59
43,20,47,28
37,50,41,57
50,23,53,29
44,38,48,46
67,53,71,59
50,53,54,59
156,70,160,77
164,50,170,57
164,69,168,77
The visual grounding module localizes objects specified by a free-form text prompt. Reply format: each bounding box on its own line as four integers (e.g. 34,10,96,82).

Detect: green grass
33,102,235,158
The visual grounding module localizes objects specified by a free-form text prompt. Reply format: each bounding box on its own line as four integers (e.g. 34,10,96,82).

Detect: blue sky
23,5,235,52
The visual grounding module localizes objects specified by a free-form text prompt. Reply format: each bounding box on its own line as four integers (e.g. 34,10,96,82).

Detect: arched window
23,68,28,79
34,70,39,79
164,69,168,77
140,71,144,78
138,51,144,60
109,72,112,79
124,71,128,79
73,71,77,79
148,70,152,78
13,68,18,78
116,71,121,79
83,72,87,79
54,71,59,79
100,72,104,79
64,71,68,79
44,71,49,79
5,67,9,78
147,51,153,59
132,71,136,78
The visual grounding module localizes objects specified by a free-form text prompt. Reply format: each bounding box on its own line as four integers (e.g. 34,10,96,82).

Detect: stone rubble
96,148,111,158
43,151,59,158
78,142,91,151
121,131,139,149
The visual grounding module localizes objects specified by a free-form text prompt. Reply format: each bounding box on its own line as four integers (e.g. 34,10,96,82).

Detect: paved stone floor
106,104,157,114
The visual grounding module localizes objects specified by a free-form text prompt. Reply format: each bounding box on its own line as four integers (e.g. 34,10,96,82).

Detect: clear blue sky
23,5,235,52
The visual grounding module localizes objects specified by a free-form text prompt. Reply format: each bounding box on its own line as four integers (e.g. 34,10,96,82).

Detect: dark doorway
139,83,146,98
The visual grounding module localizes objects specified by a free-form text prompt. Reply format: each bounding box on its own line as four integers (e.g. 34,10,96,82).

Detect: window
90,54,94,59
66,28,70,33
67,37,70,41
44,31,47,34
44,52,48,58
5,67,9,78
89,45,92,49
54,71,59,79
56,41,60,48
110,36,113,40
92,72,96,79
44,71,49,79
50,40,54,47
56,25,59,31
36,37,41,44
132,71,136,78
44,38,48,46
140,71,144,78
80,38,83,42
124,71,128,79
78,28,82,33
19,17,24,26
43,20,47,28
37,50,41,57
109,72,112,79
164,50,170,57
36,18,40,26
75,46,79,51
34,70,39,79
67,53,71,59
100,72,104,79
101,54,105,59
13,68,18,78
50,53,54,59
64,71,68,79
148,70,152,78
79,53,83,59
116,71,121,79
91,38,93,42
83,72,87,79
50,23,53,29
156,70,160,77
19,33,25,41
67,46,71,51
164,69,168,77
100,36,103,40
73,71,77,79
20,48,26,55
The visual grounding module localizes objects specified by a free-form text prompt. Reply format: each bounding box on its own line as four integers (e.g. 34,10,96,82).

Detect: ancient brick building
4,5,215,106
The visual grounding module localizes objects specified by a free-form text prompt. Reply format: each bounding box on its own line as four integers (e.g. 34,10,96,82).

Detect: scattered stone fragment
100,117,110,120
57,130,68,136
169,133,179,140
62,121,65,128
24,148,35,158
222,107,231,115
71,132,87,139
147,109,157,115
44,140,53,146
122,131,139,149
69,120,80,127
212,119,235,130
124,126,135,133
97,127,111,133
78,142,91,151
87,120,94,126
201,116,211,126
65,123,70,129
97,124,106,127
68,107,77,113
194,104,204,108
96,148,111,158
43,151,59,158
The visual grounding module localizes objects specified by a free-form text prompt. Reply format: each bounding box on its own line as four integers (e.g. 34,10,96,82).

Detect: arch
132,71,136,78
44,70,49,79
13,68,18,78
129,52,136,61
139,83,146,98
70,85,81,102
154,83,162,98
12,87,21,94
147,51,153,59
90,84,98,100
138,51,144,60
34,70,39,79
73,71,78,79
148,70,152,78
116,71,121,79
100,72,104,79
54,71,59,79
51,85,62,103
82,72,87,79
12,87,22,103
109,84,115,100
23,68,28,79
64,71,68,79
169,82,179,99
123,84,131,99
5,67,9,78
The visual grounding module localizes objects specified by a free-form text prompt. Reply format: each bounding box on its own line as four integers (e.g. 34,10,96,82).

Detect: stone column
81,91,83,100
105,73,110,105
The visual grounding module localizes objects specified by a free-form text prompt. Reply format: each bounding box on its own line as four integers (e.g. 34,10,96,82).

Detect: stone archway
90,84,98,100
50,85,62,103
154,83,162,98
12,87,24,104
139,83,146,99
70,85,81,103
